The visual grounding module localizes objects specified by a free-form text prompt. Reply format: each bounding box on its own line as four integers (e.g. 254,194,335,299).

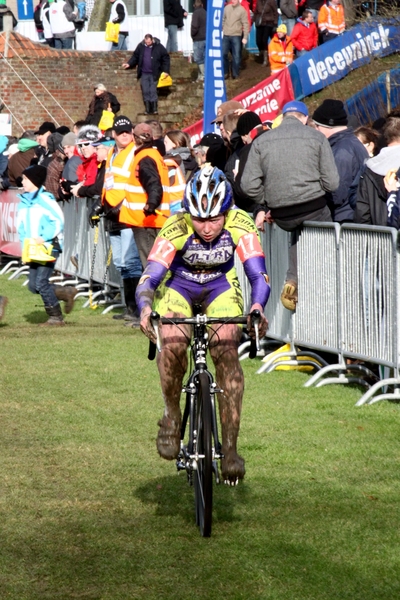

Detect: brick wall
0,48,144,135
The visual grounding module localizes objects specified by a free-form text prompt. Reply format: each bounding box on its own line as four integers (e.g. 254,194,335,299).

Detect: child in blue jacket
17,165,76,326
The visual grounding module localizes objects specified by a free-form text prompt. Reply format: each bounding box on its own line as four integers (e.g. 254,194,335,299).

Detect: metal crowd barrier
236,221,400,407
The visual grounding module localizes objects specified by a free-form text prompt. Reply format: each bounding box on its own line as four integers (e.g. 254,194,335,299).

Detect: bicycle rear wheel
194,371,213,537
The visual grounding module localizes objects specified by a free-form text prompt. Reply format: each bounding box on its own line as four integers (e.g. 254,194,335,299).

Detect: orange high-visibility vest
102,142,136,208
318,4,345,35
119,147,171,228
164,156,186,214
268,34,294,73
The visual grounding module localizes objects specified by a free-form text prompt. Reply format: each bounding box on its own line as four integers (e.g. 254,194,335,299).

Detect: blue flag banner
288,18,400,99
203,0,227,135
17,0,34,20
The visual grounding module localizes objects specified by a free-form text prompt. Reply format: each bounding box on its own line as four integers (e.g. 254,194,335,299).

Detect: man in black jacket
122,34,170,115
191,0,206,80
163,0,187,52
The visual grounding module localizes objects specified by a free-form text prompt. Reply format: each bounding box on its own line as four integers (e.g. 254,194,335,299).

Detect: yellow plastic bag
157,72,173,88
263,343,321,372
22,238,55,264
105,22,120,44
98,108,114,130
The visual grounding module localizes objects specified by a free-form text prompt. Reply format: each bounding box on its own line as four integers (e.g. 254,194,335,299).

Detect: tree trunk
88,0,111,32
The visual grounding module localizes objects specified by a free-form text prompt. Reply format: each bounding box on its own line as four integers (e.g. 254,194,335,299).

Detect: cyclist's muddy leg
209,324,245,483
155,314,190,460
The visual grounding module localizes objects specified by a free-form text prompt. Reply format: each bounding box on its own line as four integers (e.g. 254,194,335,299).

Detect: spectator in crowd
318,0,345,43
145,119,164,140
122,34,170,116
192,132,226,171
40,0,54,46
291,9,318,56
0,135,10,190
0,295,7,321
253,0,278,66
279,0,297,36
164,129,197,180
163,0,187,53
100,116,143,324
222,0,249,80
355,117,400,226
108,0,129,50
191,0,206,81
34,121,56,166
385,167,400,229
227,110,263,212
312,99,368,223
48,0,78,50
241,100,339,311
70,125,102,197
304,0,325,22
268,23,294,73
354,126,381,158
85,83,121,127
44,132,66,199
0,0,17,30
118,122,170,268
34,0,46,42
8,131,39,187
59,132,82,201
17,165,77,326
73,120,87,135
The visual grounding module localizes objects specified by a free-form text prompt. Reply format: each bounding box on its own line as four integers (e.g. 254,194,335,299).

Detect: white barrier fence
2,189,400,406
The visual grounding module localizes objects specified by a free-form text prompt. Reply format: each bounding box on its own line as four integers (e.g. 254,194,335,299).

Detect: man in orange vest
118,123,170,268
318,0,345,43
268,23,294,73
101,115,143,324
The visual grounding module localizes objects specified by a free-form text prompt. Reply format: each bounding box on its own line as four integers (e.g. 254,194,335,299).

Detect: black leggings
255,24,275,53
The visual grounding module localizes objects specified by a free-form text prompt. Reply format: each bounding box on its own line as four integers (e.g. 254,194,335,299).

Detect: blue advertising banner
288,18,400,99
203,0,227,134
17,0,34,20
345,68,400,125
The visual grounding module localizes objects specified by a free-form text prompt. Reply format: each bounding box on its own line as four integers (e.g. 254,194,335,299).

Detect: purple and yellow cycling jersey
136,209,270,315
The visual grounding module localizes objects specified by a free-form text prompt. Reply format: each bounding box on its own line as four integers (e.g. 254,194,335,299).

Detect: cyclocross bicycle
149,310,260,537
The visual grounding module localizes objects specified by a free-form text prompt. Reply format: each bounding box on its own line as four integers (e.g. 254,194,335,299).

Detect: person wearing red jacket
70,125,102,196
291,9,318,56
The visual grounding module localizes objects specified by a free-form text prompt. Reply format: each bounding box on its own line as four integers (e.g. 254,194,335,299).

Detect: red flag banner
184,68,294,146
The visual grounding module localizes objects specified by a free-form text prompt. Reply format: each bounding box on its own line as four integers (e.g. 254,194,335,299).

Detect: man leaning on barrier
241,100,339,311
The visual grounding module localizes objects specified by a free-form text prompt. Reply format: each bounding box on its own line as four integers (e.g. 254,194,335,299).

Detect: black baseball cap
113,116,133,134
35,121,56,135
194,132,224,149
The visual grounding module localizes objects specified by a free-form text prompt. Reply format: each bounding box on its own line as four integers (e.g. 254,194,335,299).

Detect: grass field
1,275,399,600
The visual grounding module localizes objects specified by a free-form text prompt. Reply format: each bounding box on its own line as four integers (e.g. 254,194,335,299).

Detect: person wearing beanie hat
312,99,368,223
8,132,40,187
236,111,262,138
59,132,82,201
242,94,340,311
45,133,68,200
17,165,77,326
268,23,293,73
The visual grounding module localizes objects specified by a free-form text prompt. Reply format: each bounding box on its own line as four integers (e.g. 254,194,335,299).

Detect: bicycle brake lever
150,311,162,352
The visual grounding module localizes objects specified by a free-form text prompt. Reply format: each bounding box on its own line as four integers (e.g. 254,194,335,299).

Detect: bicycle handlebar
147,310,261,361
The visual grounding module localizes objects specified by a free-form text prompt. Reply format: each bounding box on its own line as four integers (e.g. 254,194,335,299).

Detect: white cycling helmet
184,165,233,218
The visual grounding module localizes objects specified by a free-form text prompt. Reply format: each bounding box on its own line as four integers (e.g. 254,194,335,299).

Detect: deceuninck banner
289,17,400,98
203,0,227,135
184,68,294,145
0,189,21,257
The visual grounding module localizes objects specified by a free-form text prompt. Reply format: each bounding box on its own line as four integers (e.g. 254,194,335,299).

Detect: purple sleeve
135,260,168,313
242,255,271,309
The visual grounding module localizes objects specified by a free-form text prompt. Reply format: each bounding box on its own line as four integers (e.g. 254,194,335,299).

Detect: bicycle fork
176,377,224,485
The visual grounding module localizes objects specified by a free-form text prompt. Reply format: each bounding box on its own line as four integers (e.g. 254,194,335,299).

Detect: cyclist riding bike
137,166,270,484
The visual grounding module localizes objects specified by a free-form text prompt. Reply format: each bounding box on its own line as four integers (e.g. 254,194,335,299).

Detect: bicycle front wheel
194,371,213,537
